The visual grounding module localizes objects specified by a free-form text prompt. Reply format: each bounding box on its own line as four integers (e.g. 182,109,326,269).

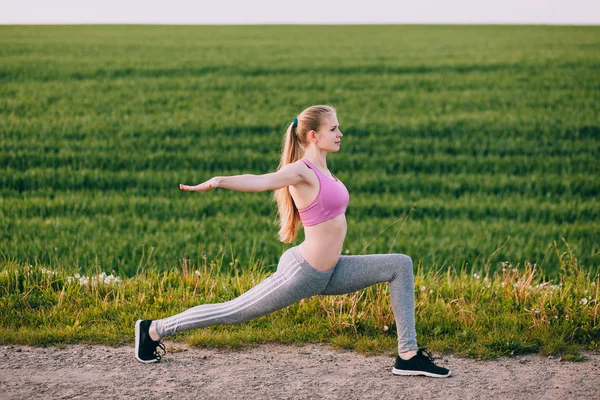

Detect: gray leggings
155,246,417,353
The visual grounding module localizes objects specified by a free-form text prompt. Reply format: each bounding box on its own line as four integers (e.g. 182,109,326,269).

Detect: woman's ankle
398,350,417,360
148,321,161,341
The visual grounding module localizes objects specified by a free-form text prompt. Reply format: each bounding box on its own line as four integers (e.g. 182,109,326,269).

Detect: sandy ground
1,343,599,400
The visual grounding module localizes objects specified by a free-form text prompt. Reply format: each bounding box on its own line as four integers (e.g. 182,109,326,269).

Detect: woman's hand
179,177,220,192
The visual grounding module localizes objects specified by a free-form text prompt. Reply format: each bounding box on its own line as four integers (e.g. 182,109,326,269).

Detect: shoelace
418,348,435,362
154,342,166,361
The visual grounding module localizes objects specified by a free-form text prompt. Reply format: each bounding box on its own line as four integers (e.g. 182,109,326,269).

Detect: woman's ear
308,130,317,143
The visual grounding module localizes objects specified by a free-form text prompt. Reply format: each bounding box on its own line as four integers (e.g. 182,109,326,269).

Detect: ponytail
273,122,303,243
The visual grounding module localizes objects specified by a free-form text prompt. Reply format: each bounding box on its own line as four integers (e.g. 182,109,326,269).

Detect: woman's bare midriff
298,213,347,271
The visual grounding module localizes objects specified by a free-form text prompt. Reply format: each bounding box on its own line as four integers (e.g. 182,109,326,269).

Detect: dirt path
1,343,599,400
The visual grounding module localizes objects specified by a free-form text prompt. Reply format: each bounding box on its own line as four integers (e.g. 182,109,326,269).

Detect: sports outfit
137,157,450,377
154,158,416,353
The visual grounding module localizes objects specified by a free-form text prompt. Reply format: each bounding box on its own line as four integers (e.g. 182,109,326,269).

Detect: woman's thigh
321,253,412,295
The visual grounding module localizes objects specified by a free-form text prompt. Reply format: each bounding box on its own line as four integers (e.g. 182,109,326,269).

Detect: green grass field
1,25,599,277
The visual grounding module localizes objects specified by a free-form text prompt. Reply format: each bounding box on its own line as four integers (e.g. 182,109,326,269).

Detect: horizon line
1,22,599,26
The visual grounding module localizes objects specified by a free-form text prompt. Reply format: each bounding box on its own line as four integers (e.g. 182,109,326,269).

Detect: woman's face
313,113,343,152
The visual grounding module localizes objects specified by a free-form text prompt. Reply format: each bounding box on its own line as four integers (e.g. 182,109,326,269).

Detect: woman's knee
391,254,413,278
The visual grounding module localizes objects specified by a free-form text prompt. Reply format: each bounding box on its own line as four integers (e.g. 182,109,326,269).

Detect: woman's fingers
180,179,217,192
179,183,206,192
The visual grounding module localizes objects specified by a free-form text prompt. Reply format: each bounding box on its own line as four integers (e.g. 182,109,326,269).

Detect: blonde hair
273,105,337,243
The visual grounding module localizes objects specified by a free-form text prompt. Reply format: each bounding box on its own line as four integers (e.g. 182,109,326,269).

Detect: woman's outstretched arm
180,162,305,193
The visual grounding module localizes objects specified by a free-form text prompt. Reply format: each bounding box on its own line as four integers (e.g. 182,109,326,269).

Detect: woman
135,105,451,378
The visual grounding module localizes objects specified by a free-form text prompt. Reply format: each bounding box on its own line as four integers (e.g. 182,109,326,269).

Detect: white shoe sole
392,367,452,378
135,320,160,364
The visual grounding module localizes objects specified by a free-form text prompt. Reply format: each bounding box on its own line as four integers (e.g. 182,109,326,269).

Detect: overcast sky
2,0,599,25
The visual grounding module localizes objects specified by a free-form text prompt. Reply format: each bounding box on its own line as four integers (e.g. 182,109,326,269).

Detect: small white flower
75,273,80,279
195,270,201,277
580,298,588,305
429,289,434,294
345,249,350,254
420,286,426,292
383,325,389,332
473,273,480,280
67,277,73,284
512,268,518,273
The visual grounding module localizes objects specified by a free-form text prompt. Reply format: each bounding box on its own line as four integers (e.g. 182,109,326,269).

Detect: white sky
1,0,599,25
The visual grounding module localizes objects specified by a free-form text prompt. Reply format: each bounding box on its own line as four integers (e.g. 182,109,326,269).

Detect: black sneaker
392,349,451,378
135,320,166,363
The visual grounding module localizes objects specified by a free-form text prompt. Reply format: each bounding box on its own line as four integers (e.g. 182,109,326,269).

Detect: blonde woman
135,105,451,378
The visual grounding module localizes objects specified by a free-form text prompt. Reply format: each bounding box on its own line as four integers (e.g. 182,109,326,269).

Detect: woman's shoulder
290,159,316,184
289,158,308,169
295,158,315,172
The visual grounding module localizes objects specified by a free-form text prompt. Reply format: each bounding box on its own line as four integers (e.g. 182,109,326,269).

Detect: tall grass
0,240,597,359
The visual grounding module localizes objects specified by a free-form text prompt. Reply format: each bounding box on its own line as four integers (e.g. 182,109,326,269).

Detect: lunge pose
135,105,451,377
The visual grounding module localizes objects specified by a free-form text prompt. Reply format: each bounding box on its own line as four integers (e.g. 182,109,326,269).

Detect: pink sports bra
297,158,350,226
